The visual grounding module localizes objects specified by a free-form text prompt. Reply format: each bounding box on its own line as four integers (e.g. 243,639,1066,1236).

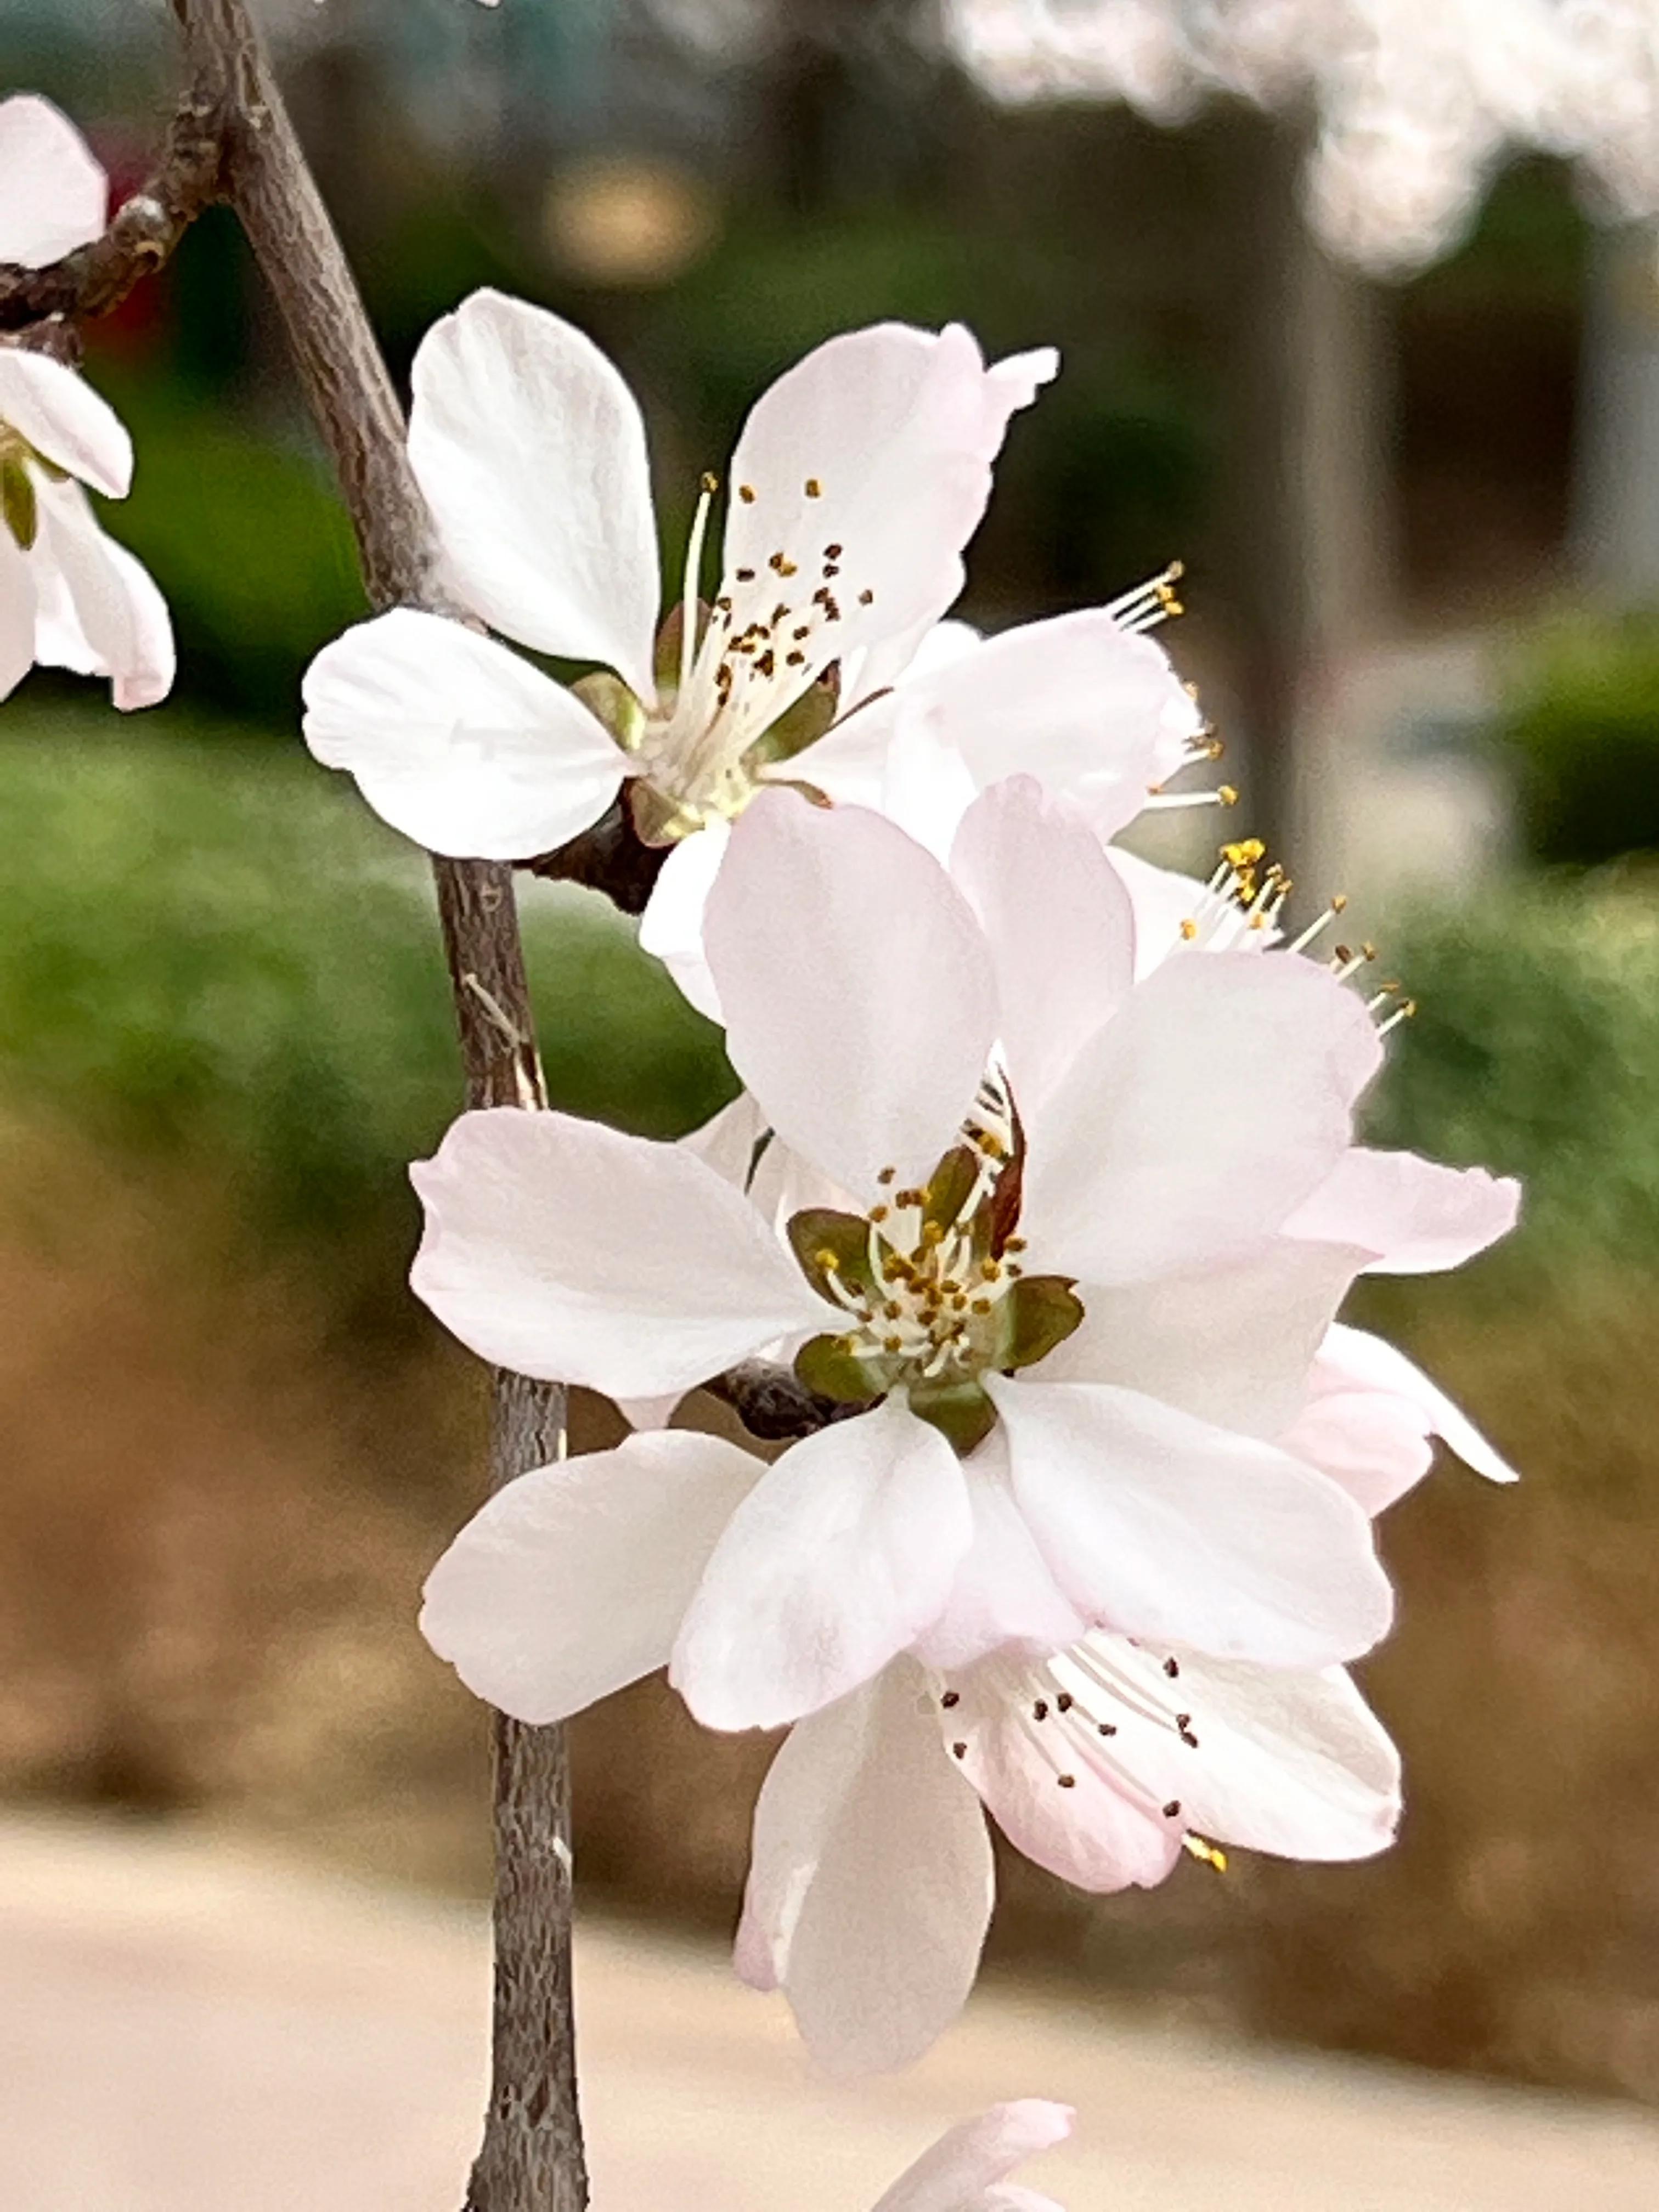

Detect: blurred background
5,0,1659,2137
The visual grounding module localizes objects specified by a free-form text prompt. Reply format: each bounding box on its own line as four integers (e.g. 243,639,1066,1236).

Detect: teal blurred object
0,708,734,1276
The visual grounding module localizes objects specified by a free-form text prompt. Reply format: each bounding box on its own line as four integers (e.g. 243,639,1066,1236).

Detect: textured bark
163,5,587,2206
0,81,227,330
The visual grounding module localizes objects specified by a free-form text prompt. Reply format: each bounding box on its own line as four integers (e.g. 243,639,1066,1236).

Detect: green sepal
743,665,839,771
922,1144,979,1233
794,1331,885,1407
786,1206,876,1302
909,1378,997,1456
572,669,645,752
1,458,37,552
998,1276,1085,1372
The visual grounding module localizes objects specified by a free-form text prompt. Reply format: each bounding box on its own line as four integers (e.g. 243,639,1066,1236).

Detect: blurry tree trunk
1573,218,1659,605
1216,114,1396,898
167,5,586,2207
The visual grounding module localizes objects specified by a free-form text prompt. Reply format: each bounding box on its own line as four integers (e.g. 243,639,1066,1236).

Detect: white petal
1277,1384,1435,1516
736,1662,994,2074
704,792,998,1201
912,1425,1086,1675
419,1430,760,1723
1054,1638,1402,1864
721,324,1054,677
0,351,130,496
409,290,660,698
990,1376,1395,1667
1039,1239,1370,1439
0,527,37,701
302,608,624,859
672,1396,972,1731
681,1090,856,1235
857,607,1197,844
29,478,173,709
873,2103,1074,2212
410,1106,831,1400
949,776,1134,1118
1105,848,1217,979
949,1660,1181,1894
843,611,982,713
0,95,108,264
793,696,980,864
1285,1148,1521,1274
1022,950,1381,1285
637,815,728,1020
1314,1323,1518,1485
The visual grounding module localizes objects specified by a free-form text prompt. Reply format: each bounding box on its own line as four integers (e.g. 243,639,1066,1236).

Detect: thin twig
161,5,586,2206
0,82,228,330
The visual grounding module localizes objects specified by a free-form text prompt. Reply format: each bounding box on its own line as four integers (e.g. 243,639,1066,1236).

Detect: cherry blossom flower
0,97,174,711
868,2101,1071,2212
735,1638,1402,2073
302,293,1212,1008
416,778,1417,1743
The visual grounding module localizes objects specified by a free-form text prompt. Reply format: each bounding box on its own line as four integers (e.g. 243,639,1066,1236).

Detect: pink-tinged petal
989,1376,1395,1667
1314,1323,1519,1485
1278,1385,1435,1516
1046,1637,1401,1864
793,696,980,864
949,776,1134,1117
420,1430,760,1723
672,1395,972,1730
0,529,37,701
1105,848,1216,979
704,793,998,1201
29,478,173,709
1039,1239,1370,1439
0,95,107,264
410,1106,831,1400
409,290,660,699
722,324,1054,677
302,609,624,859
842,612,981,714
856,608,1197,845
1022,950,1382,1286
682,1091,856,1237
912,1425,1087,1675
872,2102,1074,2212
737,1662,994,2073
0,351,131,496
1285,1148,1521,1274
637,815,728,1020
949,1661,1181,1893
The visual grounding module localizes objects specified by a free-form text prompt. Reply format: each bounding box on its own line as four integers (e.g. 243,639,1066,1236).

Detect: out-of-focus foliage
1367,871,1659,1269
0,710,733,1281
1497,613,1659,866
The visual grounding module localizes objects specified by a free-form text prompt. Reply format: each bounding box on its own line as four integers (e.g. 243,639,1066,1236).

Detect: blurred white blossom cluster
945,0,1659,270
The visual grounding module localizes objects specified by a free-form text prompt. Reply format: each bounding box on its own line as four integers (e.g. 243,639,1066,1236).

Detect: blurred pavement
2,1812,1656,2211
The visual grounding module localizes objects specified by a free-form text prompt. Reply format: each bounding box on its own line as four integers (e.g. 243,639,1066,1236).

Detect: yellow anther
1218,785,1239,806
1221,838,1266,869
1182,1836,1229,1874
804,476,823,498
738,483,756,503
815,1249,840,1272
701,471,720,494
1180,918,1199,941
1331,893,1349,913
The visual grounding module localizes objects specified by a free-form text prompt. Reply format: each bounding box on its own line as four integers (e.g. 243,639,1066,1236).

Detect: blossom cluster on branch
1,44,1522,2203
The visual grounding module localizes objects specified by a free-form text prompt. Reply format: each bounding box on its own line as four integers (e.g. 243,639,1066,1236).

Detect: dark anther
1057,1774,1077,1789
1097,1722,1118,1737
1032,1699,1049,1722
1163,1799,1182,1819
1163,1656,1181,1679
952,1741,967,1759
1056,1692,1074,1713
941,1690,961,1709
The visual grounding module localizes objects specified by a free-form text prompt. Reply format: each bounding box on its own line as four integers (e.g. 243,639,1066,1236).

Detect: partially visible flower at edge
0,95,174,712
868,2100,1072,2212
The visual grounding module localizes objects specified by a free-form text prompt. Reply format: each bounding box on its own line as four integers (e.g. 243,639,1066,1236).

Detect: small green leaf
744,666,839,770
571,670,645,751
909,1378,997,1455
795,1332,885,1406
1,459,37,551
922,1144,979,1233
786,1206,876,1301
999,1276,1085,1372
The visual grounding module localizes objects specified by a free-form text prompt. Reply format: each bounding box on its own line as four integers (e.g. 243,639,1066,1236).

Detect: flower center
786,1075,1082,1453
628,469,872,844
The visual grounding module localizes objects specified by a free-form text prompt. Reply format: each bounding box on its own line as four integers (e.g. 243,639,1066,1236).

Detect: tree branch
162,5,586,2206
706,1359,867,1441
0,80,228,330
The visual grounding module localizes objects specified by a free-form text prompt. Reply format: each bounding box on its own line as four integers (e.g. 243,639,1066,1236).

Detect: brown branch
706,1359,868,1441
0,81,228,330
521,798,669,917
162,5,586,2207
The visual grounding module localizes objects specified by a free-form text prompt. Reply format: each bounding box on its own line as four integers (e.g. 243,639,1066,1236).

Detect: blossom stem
161,4,588,2205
